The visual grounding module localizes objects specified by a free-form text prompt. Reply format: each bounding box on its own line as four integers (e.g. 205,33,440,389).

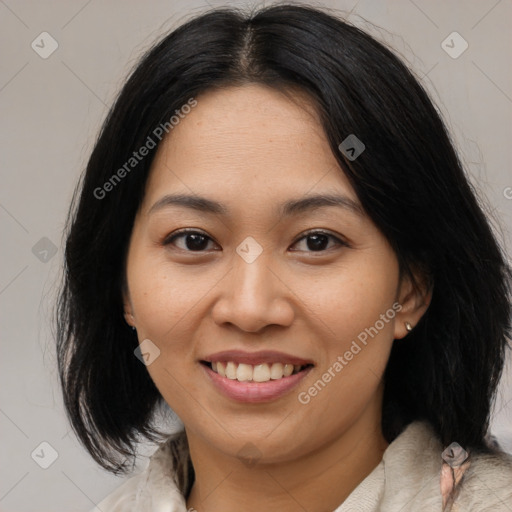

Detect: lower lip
201,363,313,403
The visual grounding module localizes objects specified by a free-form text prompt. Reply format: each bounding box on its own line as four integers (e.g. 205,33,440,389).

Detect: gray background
1,0,511,510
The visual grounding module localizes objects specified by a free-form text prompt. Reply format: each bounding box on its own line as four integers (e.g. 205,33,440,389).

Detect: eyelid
163,228,218,247
291,228,347,245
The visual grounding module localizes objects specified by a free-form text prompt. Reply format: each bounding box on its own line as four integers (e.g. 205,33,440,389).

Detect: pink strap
440,457,471,510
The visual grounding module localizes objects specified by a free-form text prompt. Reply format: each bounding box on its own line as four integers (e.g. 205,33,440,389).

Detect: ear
393,267,433,339
122,283,136,329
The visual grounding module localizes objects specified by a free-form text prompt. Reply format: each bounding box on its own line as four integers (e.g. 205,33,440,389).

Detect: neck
185,397,388,512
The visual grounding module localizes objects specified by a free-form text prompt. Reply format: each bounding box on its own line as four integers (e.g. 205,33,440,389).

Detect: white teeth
283,364,293,377
269,362,284,379
236,363,253,381
225,361,237,380
253,364,270,382
209,361,306,382
217,361,226,377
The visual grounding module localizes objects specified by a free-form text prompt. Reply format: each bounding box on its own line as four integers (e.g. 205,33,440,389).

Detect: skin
123,84,432,512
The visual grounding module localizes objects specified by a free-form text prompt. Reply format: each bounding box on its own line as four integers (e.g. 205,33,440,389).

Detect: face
123,84,428,464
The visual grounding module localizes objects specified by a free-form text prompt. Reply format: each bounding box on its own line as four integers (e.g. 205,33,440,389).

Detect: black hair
56,3,512,476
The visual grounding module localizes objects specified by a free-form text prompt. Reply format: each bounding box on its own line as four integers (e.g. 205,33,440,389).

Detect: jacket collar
126,420,445,511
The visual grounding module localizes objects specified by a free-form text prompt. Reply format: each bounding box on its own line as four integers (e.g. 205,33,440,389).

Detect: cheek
125,258,206,407
127,247,205,341
295,256,398,416
291,254,399,350
293,279,397,441
126,260,207,416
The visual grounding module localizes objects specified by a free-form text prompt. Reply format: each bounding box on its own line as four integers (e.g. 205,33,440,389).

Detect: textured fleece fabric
90,421,512,511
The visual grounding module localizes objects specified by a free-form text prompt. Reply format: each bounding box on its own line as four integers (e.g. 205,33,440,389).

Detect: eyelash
162,228,348,253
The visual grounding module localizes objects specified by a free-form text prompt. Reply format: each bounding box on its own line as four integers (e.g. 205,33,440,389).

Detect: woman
56,4,512,511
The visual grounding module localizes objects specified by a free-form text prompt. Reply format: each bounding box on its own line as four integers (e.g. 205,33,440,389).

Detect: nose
211,249,294,333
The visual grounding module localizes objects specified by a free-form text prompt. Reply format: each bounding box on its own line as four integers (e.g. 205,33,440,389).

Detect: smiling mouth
200,361,313,382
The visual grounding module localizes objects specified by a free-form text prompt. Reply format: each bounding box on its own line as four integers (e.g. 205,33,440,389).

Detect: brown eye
164,230,216,252
291,230,347,252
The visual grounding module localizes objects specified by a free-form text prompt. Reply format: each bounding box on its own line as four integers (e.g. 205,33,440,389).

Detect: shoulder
88,471,145,512
453,448,512,511
88,433,190,512
380,421,512,511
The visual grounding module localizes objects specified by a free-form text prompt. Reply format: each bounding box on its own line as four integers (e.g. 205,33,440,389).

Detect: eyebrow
148,192,365,218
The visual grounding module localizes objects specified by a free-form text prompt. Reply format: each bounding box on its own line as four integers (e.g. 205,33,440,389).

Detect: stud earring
405,321,413,332
132,326,136,331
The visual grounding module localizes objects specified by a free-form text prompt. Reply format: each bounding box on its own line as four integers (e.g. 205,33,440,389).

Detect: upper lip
202,350,314,366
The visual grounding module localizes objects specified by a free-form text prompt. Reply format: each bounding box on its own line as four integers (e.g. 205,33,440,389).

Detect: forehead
142,84,358,212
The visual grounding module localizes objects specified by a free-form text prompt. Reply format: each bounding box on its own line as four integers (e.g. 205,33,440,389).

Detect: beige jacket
91,421,512,511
